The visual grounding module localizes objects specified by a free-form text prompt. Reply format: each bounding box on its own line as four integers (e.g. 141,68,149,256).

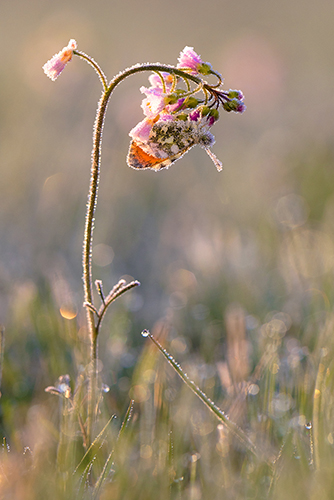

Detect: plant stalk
77,53,208,445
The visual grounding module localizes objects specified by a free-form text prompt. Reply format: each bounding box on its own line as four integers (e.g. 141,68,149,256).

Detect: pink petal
43,39,77,81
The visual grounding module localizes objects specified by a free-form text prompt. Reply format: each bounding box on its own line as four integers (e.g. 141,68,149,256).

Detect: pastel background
1,0,334,460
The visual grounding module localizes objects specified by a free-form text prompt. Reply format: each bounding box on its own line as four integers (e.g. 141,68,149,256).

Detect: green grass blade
73,414,116,476
143,329,272,467
92,400,134,499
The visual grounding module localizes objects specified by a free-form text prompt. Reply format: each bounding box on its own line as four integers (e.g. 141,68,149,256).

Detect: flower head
140,86,166,118
43,39,77,81
177,46,213,76
222,90,247,113
140,79,184,118
127,47,245,172
148,72,174,91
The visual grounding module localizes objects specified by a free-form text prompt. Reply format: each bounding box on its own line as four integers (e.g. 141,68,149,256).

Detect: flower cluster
127,47,245,172
42,41,245,173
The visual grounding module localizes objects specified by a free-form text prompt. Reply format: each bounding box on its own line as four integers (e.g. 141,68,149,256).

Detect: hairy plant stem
76,51,206,446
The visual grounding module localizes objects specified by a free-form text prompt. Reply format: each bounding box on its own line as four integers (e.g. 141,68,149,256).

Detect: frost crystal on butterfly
133,119,215,159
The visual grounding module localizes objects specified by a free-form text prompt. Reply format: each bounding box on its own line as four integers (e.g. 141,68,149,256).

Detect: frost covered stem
82,82,115,445
83,89,110,343
77,54,207,445
81,61,204,348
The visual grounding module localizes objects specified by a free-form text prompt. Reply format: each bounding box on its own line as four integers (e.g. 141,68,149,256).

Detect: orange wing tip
127,141,172,171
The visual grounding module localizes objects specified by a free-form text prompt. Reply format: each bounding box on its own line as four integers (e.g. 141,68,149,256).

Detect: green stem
82,86,111,445
0,326,5,397
312,361,324,471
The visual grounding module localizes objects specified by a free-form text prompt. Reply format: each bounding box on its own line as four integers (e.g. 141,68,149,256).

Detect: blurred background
1,0,334,448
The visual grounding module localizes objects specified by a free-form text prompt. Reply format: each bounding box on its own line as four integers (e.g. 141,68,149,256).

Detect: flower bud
175,113,188,121
200,106,211,117
189,109,201,121
223,99,246,113
227,89,244,100
165,94,179,105
198,62,213,75
183,97,200,109
43,39,77,81
209,108,219,121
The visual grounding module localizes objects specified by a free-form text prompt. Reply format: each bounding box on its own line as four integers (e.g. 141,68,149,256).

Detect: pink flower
177,46,208,75
189,109,201,122
189,107,219,127
148,72,174,91
177,46,213,76
140,86,166,118
43,39,77,81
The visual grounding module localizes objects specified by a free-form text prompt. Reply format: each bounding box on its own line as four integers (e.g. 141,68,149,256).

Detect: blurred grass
1,0,334,497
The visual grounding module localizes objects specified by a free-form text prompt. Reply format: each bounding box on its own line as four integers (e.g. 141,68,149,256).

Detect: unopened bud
209,108,219,121
184,97,200,109
198,62,213,75
165,94,179,105
200,106,211,117
223,99,245,113
176,113,188,121
227,89,244,100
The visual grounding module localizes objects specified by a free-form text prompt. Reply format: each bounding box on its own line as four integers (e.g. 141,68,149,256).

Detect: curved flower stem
82,86,111,445
75,53,212,445
73,50,108,91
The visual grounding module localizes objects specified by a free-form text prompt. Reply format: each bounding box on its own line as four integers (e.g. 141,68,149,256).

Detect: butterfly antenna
205,148,223,172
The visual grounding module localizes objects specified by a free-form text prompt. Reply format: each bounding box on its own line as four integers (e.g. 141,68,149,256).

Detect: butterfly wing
127,141,180,171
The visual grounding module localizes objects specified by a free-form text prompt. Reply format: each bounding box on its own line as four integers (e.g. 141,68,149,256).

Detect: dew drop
141,329,150,338
305,422,312,430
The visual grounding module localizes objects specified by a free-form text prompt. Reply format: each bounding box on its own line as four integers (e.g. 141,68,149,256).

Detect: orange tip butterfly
127,120,222,172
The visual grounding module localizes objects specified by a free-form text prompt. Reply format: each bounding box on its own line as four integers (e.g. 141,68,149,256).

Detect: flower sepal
197,62,213,75
222,99,246,113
